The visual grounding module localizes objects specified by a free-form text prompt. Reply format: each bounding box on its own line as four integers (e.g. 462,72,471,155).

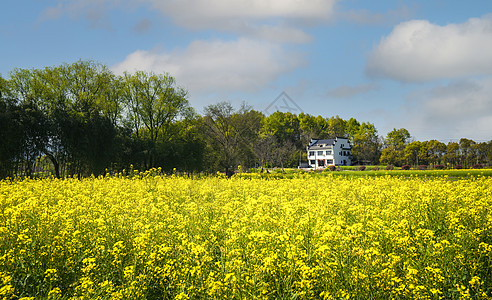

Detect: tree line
380,128,492,168
0,61,491,178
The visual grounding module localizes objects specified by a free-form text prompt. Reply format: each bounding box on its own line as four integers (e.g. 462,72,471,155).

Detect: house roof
308,139,335,150
307,137,351,150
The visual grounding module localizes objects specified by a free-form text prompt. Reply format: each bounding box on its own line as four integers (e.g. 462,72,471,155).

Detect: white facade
307,137,352,168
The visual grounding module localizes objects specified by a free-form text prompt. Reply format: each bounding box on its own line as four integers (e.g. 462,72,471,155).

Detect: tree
352,122,381,165
380,128,411,167
122,71,189,142
260,112,301,168
121,71,190,169
327,115,347,138
474,142,491,166
404,141,424,166
153,112,205,172
444,142,460,167
346,117,361,141
459,138,476,167
202,102,262,174
298,113,330,147
254,135,277,168
5,62,123,177
426,140,446,165
385,128,410,148
261,111,300,145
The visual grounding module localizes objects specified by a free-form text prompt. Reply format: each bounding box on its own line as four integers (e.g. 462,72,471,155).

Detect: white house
307,137,352,168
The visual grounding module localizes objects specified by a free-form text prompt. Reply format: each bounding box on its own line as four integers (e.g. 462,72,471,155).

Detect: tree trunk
45,152,60,178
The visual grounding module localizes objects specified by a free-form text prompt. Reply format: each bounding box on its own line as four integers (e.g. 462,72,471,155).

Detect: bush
418,165,427,170
328,165,336,171
434,165,445,170
454,165,463,169
401,165,411,170
372,166,380,171
385,165,394,170
472,164,483,169
359,166,366,171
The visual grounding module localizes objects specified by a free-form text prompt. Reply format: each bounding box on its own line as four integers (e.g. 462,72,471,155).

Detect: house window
327,159,333,164
309,151,315,156
318,160,325,167
317,151,323,156
327,150,332,155
310,160,316,165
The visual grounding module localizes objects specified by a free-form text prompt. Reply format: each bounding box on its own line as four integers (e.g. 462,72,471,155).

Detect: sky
1,0,492,142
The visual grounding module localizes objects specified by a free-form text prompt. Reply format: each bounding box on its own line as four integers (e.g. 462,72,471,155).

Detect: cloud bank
403,78,492,141
367,15,492,82
112,39,305,93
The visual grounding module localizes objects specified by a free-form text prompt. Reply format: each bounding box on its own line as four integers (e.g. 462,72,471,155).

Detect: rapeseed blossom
0,172,491,299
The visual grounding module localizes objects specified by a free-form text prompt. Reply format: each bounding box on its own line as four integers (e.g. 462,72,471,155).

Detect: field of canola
1,172,491,299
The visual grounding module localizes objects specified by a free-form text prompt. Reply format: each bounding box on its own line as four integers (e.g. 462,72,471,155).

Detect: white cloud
402,78,492,141
147,0,337,26
40,0,336,43
367,15,492,82
111,38,305,94
145,0,337,43
241,24,313,44
38,0,120,29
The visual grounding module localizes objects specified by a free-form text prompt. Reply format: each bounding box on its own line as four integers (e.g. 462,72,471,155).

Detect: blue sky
2,0,492,142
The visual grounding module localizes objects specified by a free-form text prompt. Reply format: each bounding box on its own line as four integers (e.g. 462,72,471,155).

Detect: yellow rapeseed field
0,171,491,299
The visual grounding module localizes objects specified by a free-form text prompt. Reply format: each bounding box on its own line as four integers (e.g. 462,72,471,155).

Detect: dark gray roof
315,139,335,145
307,137,351,150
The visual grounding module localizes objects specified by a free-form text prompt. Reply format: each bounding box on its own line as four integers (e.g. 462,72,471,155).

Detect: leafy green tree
202,102,262,174
459,138,476,167
260,111,301,168
5,61,122,177
352,122,381,165
121,71,190,169
473,142,491,166
444,142,460,167
385,128,410,148
327,115,347,138
426,140,446,165
404,141,428,166
380,128,411,167
345,118,361,140
298,113,330,144
121,71,188,142
261,111,300,144
153,112,205,172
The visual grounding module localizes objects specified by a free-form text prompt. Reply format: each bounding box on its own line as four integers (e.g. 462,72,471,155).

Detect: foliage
1,61,492,178
401,165,411,170
1,174,491,299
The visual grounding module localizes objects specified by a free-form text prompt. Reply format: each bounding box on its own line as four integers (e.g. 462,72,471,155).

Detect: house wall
308,147,334,168
333,138,351,166
307,137,351,168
